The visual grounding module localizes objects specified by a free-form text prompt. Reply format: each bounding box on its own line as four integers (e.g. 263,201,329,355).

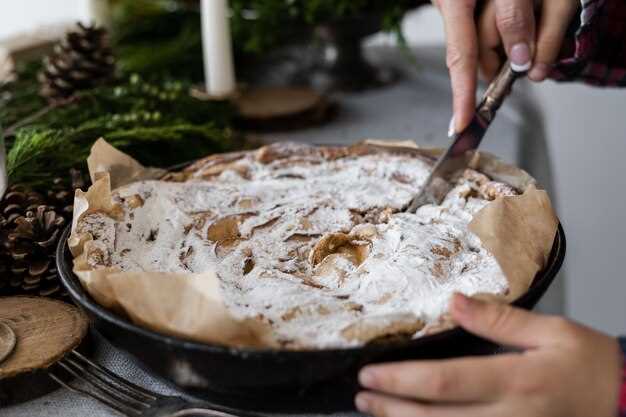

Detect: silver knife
406,61,525,213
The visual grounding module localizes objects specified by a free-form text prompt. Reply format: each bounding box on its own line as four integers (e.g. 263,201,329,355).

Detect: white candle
88,0,110,27
0,135,7,198
201,0,236,97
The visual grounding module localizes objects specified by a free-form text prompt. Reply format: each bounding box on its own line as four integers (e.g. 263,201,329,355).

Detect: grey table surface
3,46,556,417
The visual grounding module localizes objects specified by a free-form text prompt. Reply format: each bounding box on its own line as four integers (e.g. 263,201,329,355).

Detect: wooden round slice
0,296,88,379
235,87,324,120
234,86,336,131
0,322,16,364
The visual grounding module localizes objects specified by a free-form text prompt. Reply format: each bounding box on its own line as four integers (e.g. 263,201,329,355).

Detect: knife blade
406,61,525,213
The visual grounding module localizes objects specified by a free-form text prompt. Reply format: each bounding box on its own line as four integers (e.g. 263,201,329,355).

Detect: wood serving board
235,87,324,120
0,296,89,406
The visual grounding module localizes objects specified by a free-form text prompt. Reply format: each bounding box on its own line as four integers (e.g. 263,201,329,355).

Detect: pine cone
2,206,67,298
0,169,86,299
0,185,47,294
39,22,115,102
0,185,47,227
47,168,87,220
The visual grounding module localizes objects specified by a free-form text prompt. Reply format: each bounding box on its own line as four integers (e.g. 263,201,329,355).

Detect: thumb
450,293,556,349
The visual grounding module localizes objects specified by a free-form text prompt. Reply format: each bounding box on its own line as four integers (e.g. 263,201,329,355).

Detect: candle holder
235,14,399,93
190,85,336,132
189,86,237,102
305,14,399,92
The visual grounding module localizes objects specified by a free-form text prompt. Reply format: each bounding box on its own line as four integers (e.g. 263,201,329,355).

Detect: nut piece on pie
309,233,371,268
75,142,519,349
207,215,241,242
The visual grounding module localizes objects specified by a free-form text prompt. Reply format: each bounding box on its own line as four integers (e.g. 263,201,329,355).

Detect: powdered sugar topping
76,143,513,348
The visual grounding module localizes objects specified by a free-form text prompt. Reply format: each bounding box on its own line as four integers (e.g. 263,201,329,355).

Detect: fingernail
509,43,532,72
355,393,371,413
359,368,377,388
529,63,549,82
448,115,456,137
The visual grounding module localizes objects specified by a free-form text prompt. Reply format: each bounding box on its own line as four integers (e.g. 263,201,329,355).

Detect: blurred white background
2,1,626,335
0,0,89,40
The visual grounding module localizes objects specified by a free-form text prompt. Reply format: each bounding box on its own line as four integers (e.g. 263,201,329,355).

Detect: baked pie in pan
74,142,519,349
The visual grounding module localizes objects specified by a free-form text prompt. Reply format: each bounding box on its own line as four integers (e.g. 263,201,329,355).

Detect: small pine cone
0,185,46,292
0,170,87,298
0,185,47,227
47,168,87,220
39,22,115,102
2,206,68,298
0,243,11,293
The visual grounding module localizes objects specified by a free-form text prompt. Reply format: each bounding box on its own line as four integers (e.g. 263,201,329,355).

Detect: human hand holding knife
406,61,526,213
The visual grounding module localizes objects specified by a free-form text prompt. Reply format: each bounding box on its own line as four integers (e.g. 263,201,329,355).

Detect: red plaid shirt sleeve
619,338,626,416
552,3,626,414
551,0,626,86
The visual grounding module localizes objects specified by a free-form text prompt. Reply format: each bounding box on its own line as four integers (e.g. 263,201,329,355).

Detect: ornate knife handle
477,61,525,124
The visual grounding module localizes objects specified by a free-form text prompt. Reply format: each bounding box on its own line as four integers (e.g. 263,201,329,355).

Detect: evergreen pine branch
0,61,48,128
2,68,235,188
6,129,79,185
6,122,233,187
116,24,203,79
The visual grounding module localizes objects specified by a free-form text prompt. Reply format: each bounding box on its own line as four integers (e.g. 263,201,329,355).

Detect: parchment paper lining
69,139,558,349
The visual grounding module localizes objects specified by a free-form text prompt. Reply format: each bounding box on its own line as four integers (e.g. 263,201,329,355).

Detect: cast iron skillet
57,224,566,413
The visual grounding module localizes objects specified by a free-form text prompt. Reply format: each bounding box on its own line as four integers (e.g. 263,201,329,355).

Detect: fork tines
48,350,160,416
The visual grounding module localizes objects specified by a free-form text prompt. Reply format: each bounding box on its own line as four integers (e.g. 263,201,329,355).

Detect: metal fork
48,350,250,417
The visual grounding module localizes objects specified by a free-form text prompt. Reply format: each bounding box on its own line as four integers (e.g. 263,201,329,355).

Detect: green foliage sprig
231,0,416,53
2,65,236,188
107,0,418,79
7,123,231,187
0,61,48,128
110,0,204,79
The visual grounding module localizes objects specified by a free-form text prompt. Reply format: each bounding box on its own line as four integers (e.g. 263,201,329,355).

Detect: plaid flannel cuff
618,337,626,416
551,0,626,86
